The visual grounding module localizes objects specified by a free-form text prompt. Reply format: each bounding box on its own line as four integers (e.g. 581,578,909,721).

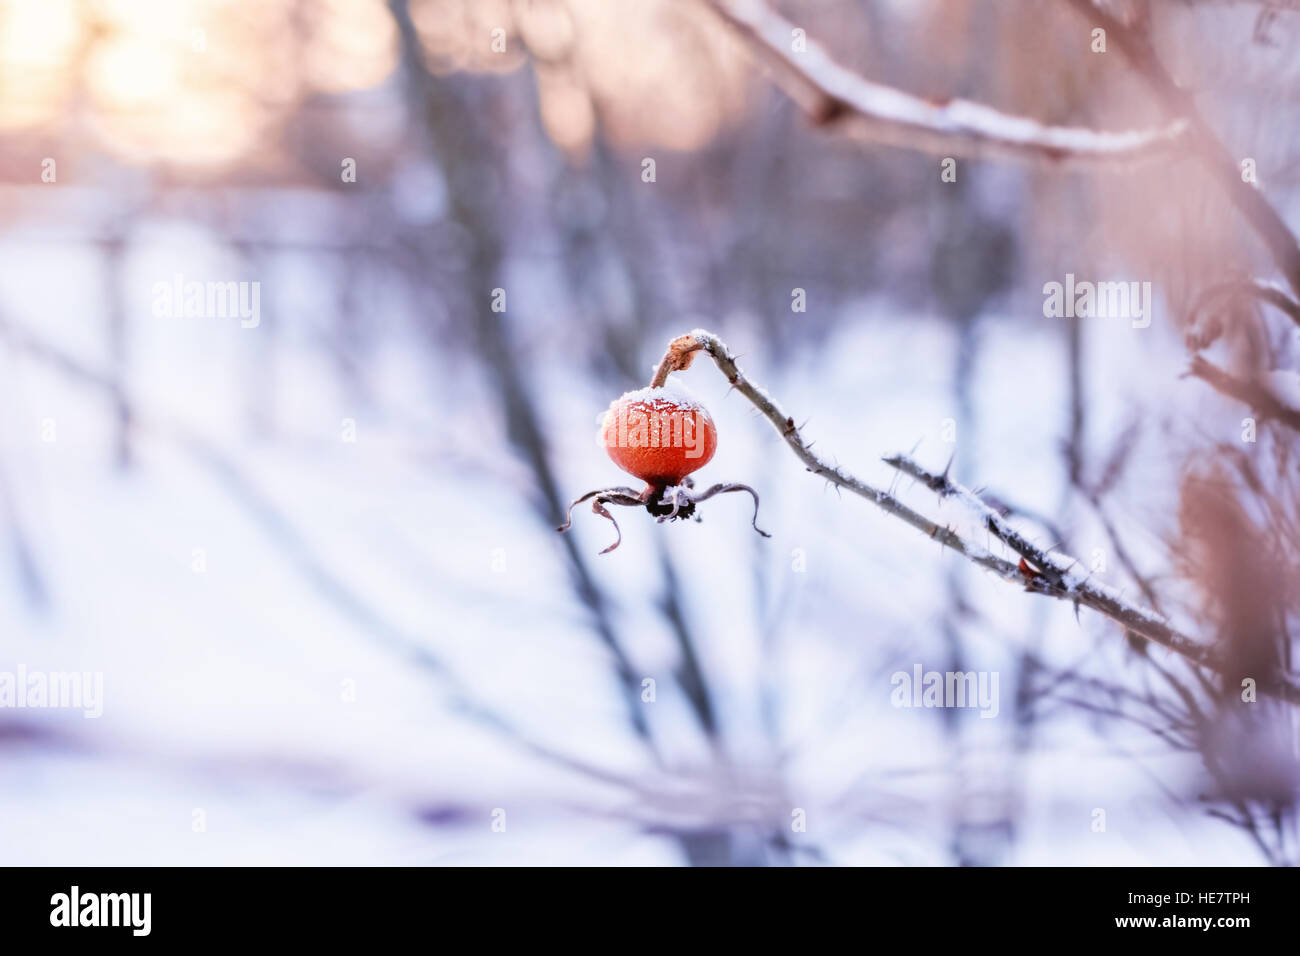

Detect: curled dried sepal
590,499,623,555
557,480,770,554
655,486,690,522
691,482,772,538
557,486,647,554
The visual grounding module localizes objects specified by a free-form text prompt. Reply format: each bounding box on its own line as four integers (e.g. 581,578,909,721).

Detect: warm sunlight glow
411,0,526,74
0,0,399,165
566,0,749,151
0,0,750,164
0,0,82,129
304,0,399,93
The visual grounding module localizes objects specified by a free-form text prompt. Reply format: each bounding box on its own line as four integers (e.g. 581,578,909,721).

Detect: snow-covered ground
0,211,1272,866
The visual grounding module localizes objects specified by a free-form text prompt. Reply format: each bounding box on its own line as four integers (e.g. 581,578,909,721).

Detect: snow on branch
654,329,1300,706
702,0,1189,164
878,455,1219,667
1063,0,1300,302
881,454,1077,590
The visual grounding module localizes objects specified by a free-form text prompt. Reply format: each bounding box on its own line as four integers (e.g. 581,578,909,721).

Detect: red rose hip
599,384,717,487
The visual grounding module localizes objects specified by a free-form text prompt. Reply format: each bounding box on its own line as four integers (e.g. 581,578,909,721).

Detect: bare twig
1185,354,1300,431
1190,278,1300,333
701,0,1189,165
653,329,1300,705
388,0,665,752
1063,0,1300,302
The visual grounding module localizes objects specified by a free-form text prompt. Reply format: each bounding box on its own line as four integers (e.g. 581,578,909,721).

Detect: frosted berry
599,385,717,488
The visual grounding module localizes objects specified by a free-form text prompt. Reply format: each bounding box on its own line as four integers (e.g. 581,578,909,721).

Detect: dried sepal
691,482,772,538
557,479,771,554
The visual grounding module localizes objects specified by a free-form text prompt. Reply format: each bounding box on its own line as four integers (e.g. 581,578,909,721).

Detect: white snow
609,381,708,412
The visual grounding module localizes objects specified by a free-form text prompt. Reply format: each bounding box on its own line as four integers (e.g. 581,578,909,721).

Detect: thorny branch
693,1,1300,705
701,0,1189,165
654,329,1300,706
